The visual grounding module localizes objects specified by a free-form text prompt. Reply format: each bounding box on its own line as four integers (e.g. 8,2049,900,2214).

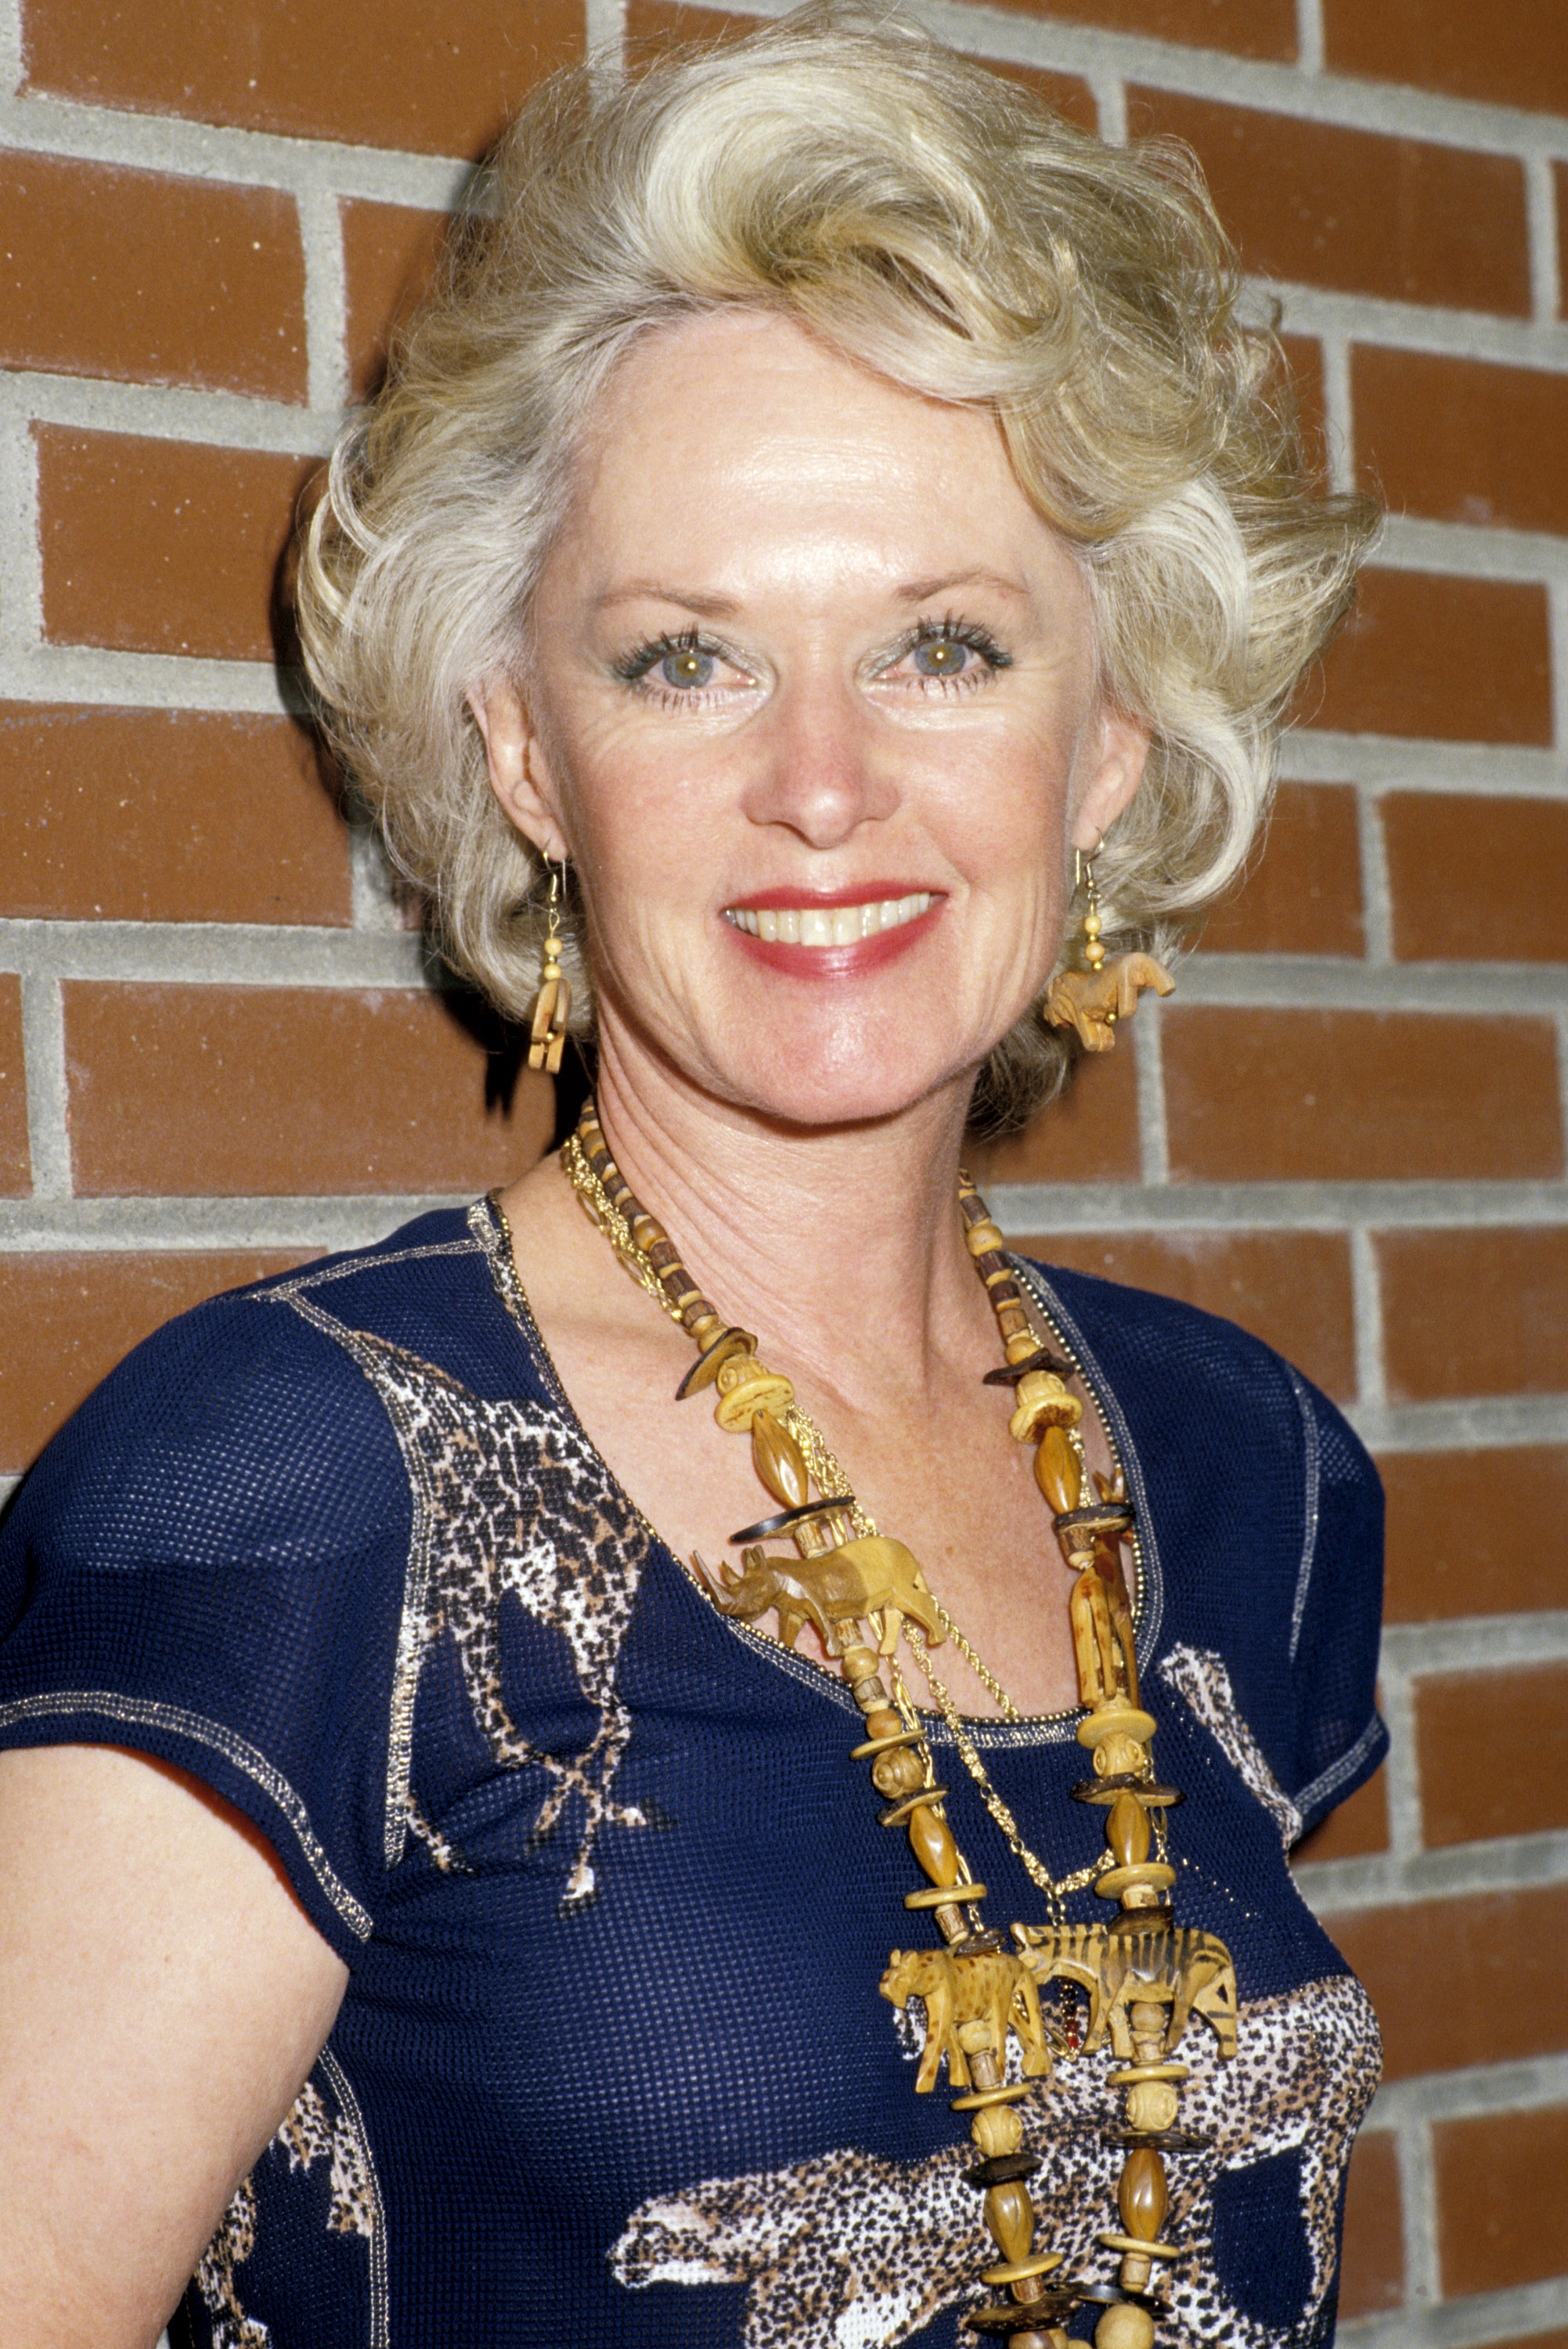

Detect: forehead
550,308,1076,602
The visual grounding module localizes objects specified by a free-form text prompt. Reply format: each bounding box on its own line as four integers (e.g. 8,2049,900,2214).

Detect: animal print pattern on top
1160,1644,1306,1849
276,1302,656,1908
611,1973,1380,2349
193,2063,380,2349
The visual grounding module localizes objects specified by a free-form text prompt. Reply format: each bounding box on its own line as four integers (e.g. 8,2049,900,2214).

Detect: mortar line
19,975,71,1200
298,182,350,421
0,0,21,99
1133,994,1170,1185
1525,151,1563,330
0,379,41,663
585,0,628,63
1374,1661,1423,1872
1090,71,1126,147
1316,325,1357,498
1399,2113,1442,2308
1293,0,1325,78
1350,1225,1386,1412
1548,576,1568,759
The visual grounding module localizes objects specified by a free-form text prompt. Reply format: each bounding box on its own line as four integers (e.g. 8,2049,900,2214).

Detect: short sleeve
1282,1368,1387,1838
0,1288,413,1962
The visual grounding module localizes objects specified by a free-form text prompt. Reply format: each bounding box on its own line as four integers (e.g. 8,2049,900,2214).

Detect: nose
740,671,899,848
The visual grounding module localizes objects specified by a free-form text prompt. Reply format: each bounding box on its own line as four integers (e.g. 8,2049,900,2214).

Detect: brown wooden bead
983,2181,1035,2262
1107,1792,1151,1870
861,1706,904,1740
907,1799,961,1888
1119,2146,1168,2242
1034,1426,1081,1515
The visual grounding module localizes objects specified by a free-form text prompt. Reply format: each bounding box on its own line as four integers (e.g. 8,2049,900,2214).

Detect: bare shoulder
0,1743,348,2347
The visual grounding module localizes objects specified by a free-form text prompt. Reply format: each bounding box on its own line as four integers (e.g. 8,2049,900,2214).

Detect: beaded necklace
560,1102,1235,2349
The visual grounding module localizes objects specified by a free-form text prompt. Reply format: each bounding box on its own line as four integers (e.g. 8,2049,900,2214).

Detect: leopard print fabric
611,1973,1379,2349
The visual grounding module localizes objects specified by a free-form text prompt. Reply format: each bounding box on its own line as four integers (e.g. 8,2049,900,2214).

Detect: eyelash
611,614,1013,704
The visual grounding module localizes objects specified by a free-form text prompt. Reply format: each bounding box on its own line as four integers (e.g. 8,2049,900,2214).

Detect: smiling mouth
723,893,935,946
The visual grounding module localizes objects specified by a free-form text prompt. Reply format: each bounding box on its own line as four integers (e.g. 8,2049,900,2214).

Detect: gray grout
1350,1226,1387,1409
1342,2279,1568,2349
1400,2116,1442,2308
18,974,70,1198
1526,150,1563,329
1318,326,1357,498
1354,787,1394,965
1294,0,1325,78
299,182,350,420
1133,994,1169,1185
0,378,41,665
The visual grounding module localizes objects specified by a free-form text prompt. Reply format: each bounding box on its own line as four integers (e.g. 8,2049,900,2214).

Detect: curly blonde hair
297,2,1376,1127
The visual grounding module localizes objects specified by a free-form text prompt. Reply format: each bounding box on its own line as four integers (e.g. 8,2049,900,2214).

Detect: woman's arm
0,1744,350,2349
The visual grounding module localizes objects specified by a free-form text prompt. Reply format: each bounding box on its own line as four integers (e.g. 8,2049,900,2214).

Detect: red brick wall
2,4,1565,2340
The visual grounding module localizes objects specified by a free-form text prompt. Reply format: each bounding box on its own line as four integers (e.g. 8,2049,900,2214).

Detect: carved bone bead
1008,1369,1083,1442
750,1409,809,1508
971,2102,1026,2156
1095,2306,1155,2349
712,1361,795,1431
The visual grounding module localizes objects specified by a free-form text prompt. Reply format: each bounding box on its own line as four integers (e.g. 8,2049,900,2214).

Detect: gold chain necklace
558,1103,1231,2349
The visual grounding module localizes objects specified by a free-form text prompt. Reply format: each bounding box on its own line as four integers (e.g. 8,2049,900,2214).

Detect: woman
0,12,1384,2346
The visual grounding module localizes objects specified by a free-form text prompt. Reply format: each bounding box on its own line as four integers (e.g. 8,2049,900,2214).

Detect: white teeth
726,892,932,944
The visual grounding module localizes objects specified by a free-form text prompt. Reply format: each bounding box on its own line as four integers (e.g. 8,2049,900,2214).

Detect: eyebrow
592,568,1030,616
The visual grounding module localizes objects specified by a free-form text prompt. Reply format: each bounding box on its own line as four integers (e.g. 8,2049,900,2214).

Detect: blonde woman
0,13,1382,2345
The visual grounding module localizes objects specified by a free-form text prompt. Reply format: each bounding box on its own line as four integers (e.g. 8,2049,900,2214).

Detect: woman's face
478,309,1147,1131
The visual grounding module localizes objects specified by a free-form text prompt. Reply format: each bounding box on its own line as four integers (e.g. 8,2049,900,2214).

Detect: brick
21,0,585,157
1383,792,1568,965
1127,90,1529,316
967,56,1098,136
1309,570,1552,746
1008,1229,1356,1402
0,976,30,1197
0,1250,311,1473
1377,1229,1568,1404
1324,0,1568,119
63,983,556,1198
965,1040,1141,1186
340,200,449,401
1292,1761,1389,1864
0,707,350,926
0,153,305,402
1336,2130,1404,2318
1322,1883,1568,2079
1163,1009,1563,1184
36,429,317,664
986,0,1295,60
1416,1664,1568,1849
626,0,764,45
1353,346,1568,539
1198,781,1363,956
1433,2105,1568,2298
1379,1448,1568,1622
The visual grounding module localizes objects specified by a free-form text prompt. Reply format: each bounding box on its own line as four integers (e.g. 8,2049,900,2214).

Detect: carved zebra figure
1013,1918,1237,2061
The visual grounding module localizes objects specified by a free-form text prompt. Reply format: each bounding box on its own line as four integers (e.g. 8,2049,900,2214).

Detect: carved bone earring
1043,847,1175,1054
527,861,571,1075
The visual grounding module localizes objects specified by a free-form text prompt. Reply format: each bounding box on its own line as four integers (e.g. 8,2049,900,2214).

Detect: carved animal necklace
561,1102,1235,2349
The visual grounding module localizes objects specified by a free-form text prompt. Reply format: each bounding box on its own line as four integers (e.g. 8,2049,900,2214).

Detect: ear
469,677,572,864
1070,703,1149,854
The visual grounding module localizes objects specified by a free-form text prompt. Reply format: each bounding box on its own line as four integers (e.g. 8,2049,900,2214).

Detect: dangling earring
527,861,571,1075
1043,847,1174,1053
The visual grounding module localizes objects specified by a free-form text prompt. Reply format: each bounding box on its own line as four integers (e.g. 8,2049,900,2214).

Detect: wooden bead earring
1044,849,1175,1053
527,861,571,1075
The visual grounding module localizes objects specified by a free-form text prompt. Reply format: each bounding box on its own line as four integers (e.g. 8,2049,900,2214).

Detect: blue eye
912,637,971,677
659,644,715,689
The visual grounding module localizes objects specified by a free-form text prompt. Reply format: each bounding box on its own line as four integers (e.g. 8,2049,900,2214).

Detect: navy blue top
0,1201,1386,2348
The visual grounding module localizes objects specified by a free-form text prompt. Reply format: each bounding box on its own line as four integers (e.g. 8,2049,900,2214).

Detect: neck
589,1039,994,1405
